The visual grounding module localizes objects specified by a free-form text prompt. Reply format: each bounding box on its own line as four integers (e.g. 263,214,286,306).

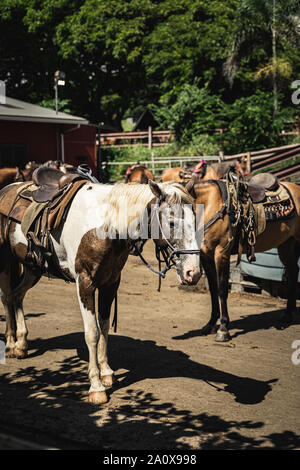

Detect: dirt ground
0,242,299,450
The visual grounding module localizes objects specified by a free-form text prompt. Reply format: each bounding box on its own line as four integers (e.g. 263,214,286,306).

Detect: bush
222,91,296,154
101,136,221,182
152,85,296,155
185,134,221,156
151,84,227,145
101,144,181,181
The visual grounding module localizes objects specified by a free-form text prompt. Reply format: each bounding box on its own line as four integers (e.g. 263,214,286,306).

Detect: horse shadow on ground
22,332,276,406
1,333,299,450
0,313,46,323
172,308,300,341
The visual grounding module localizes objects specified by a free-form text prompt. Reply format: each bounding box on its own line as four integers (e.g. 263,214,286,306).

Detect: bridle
131,197,201,288
194,179,229,233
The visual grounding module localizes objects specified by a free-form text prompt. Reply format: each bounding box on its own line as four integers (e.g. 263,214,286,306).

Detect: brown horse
187,176,300,342
161,161,218,183
0,166,38,190
210,160,245,179
0,168,20,190
162,159,247,184
125,164,154,183
0,162,77,191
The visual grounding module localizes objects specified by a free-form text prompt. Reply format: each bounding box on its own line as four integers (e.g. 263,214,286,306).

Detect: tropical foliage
0,0,299,152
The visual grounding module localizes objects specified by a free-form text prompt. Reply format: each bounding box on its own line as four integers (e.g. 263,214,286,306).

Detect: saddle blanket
0,179,87,236
254,183,295,236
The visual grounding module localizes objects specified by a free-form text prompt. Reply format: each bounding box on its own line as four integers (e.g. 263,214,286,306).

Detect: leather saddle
0,167,89,281
246,173,279,203
29,167,84,203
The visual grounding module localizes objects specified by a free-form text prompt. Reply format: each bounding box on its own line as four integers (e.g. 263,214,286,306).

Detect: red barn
0,96,98,175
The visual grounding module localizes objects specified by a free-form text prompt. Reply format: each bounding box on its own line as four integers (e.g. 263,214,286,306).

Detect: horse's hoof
5,348,16,358
14,348,28,359
88,391,108,405
201,323,218,336
101,374,115,388
215,330,231,342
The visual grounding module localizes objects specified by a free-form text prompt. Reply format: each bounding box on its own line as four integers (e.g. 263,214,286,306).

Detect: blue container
241,248,300,283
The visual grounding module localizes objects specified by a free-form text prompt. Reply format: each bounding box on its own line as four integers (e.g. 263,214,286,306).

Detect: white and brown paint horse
0,180,200,404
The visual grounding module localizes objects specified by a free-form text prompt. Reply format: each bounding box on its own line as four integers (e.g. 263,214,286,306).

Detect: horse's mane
103,182,194,237
106,181,193,206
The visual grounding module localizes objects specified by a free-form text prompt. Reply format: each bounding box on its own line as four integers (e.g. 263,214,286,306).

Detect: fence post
247,151,251,174
219,150,224,161
148,126,152,149
151,151,155,176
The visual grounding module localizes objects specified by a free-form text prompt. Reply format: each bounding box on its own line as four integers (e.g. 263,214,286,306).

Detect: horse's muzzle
180,266,201,285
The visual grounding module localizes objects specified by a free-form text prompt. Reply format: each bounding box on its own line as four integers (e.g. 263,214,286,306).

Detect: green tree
224,0,300,114
152,83,227,144
224,90,295,152
0,0,156,127
143,0,238,104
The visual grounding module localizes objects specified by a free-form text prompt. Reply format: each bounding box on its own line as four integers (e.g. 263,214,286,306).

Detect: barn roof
0,96,89,125
132,108,161,131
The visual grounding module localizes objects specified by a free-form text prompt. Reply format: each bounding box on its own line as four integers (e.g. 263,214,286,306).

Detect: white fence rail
101,154,222,177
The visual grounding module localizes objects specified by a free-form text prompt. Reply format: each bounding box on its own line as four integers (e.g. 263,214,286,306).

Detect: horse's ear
185,175,196,197
148,180,164,200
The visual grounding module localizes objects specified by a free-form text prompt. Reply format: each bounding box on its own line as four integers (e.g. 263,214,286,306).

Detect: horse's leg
13,291,29,359
2,266,39,358
278,239,300,323
214,251,231,342
200,256,220,335
76,276,108,404
97,278,120,388
0,265,17,357
3,300,16,357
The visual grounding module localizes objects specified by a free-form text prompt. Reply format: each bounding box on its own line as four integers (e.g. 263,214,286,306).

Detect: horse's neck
203,166,218,180
195,183,223,220
0,168,17,185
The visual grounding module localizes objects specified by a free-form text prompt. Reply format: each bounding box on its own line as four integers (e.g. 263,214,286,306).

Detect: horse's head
148,180,201,285
15,167,36,182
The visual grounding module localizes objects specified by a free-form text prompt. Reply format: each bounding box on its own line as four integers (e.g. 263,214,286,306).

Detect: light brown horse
210,160,245,179
125,164,154,183
161,160,246,183
0,166,38,190
187,177,300,341
0,168,20,190
161,161,218,182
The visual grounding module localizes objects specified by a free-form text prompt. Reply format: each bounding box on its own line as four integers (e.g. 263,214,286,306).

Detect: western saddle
246,172,278,203
0,166,89,280
29,167,83,202
224,170,295,263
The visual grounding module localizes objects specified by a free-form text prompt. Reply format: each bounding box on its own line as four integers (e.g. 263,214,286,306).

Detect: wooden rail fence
99,129,300,180
223,143,300,180
99,128,174,148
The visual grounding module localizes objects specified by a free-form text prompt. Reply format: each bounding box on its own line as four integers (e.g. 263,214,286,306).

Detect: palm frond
254,57,293,80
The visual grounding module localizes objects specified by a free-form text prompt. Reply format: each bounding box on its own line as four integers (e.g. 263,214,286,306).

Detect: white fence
101,154,222,178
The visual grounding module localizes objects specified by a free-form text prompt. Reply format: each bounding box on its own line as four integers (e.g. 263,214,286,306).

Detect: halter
131,197,201,286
